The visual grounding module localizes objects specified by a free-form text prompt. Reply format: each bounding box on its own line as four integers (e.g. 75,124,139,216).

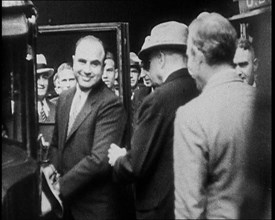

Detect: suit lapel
59,88,76,149
46,99,56,123
65,90,97,142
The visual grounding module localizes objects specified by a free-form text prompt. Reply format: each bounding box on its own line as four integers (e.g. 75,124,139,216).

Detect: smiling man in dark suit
49,35,134,220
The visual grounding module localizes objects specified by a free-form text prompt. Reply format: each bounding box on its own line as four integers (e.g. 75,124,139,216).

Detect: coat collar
164,68,190,84
63,81,105,143
203,68,244,93
59,87,75,147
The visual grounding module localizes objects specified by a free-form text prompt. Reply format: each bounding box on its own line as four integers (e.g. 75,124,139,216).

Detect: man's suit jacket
39,98,56,143
173,69,256,219
50,81,134,220
113,68,199,219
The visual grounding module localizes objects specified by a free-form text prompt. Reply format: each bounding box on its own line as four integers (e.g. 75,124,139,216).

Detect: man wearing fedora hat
129,51,150,129
108,21,199,219
37,54,56,144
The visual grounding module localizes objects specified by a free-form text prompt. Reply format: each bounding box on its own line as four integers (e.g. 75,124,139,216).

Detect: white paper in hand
41,191,52,215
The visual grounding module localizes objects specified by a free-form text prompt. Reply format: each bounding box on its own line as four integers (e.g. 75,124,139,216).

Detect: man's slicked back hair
57,63,73,75
188,12,237,66
237,37,256,58
74,35,106,60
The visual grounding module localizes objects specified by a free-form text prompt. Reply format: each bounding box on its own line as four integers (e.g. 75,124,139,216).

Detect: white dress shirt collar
71,84,92,116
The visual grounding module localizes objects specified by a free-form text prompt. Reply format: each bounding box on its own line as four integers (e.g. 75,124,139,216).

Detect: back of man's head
188,12,237,66
161,48,187,63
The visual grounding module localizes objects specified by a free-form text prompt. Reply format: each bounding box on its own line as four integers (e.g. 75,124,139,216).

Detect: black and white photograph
2,1,271,219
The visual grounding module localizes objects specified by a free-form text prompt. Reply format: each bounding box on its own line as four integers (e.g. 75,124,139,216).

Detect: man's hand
42,164,61,194
41,191,52,215
108,143,127,166
52,179,60,193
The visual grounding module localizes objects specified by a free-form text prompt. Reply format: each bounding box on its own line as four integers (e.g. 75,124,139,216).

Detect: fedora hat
41,164,64,218
37,54,54,78
139,21,188,60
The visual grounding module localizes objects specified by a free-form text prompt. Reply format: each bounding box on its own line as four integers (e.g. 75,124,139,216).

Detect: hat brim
37,68,54,78
41,166,64,218
138,44,187,60
130,64,141,72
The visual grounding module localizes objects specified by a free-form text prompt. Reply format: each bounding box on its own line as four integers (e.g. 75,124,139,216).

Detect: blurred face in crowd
73,38,105,91
140,67,152,87
58,68,76,91
130,67,140,89
102,58,116,89
37,73,49,100
233,47,258,86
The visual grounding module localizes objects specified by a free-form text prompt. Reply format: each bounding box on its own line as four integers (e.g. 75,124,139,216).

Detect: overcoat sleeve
113,94,168,183
173,106,208,219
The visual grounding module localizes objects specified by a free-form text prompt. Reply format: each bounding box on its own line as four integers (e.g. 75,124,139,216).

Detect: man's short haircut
53,63,73,86
188,12,237,66
74,35,106,59
237,38,256,57
160,48,187,59
57,63,73,76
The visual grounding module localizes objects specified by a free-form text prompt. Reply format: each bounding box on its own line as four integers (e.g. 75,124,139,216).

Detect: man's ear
72,55,75,63
159,51,166,69
192,45,204,64
253,58,259,72
115,69,118,79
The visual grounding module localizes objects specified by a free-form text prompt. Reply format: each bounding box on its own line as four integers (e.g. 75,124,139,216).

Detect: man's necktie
40,102,47,122
67,93,82,136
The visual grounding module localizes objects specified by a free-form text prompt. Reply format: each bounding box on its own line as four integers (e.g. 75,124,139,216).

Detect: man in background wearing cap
108,21,199,219
173,12,256,219
129,52,142,100
102,51,118,94
130,52,152,129
37,54,56,144
132,66,155,128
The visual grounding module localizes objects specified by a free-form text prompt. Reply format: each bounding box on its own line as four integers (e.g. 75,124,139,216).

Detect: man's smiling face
73,38,105,91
